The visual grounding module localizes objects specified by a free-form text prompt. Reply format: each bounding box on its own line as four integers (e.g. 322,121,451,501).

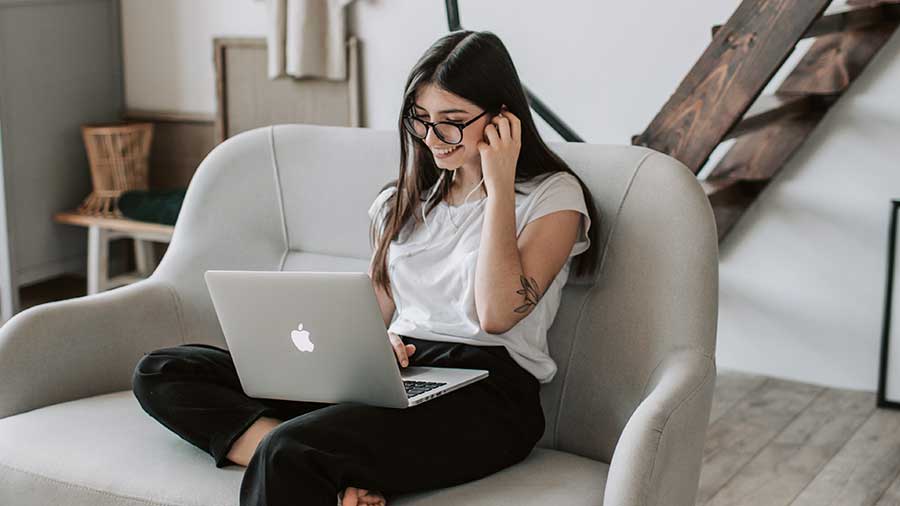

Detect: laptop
203,270,489,409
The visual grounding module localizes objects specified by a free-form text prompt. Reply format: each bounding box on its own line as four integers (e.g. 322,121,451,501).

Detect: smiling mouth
434,145,461,156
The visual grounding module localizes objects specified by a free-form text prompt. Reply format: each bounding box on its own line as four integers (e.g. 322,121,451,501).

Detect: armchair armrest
0,279,186,420
604,348,716,506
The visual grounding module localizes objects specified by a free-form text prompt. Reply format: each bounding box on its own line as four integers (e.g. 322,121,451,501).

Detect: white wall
120,0,900,391
717,29,900,392
121,0,269,114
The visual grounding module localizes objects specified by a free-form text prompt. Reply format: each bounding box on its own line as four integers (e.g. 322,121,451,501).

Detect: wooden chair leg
133,239,156,276
87,225,109,295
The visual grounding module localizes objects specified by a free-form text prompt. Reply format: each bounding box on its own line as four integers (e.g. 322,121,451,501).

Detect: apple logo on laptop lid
291,323,315,352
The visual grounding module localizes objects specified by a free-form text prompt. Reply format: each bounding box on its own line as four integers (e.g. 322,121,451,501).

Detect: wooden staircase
632,0,900,241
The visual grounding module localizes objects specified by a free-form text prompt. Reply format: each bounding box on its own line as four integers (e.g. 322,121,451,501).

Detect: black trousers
131,336,546,506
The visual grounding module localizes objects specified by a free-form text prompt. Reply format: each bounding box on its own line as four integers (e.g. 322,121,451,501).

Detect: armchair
0,124,718,505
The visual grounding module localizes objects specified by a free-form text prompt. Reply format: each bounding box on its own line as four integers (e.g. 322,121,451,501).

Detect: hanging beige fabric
266,0,357,81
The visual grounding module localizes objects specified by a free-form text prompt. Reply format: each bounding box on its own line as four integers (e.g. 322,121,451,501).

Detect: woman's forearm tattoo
513,275,542,313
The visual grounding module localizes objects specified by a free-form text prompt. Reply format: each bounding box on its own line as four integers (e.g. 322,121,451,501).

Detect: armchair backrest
153,124,718,464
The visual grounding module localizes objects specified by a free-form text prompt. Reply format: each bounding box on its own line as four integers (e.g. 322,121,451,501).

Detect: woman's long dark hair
369,30,601,300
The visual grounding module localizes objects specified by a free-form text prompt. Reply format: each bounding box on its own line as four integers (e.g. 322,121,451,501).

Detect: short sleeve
368,186,398,232
523,172,592,257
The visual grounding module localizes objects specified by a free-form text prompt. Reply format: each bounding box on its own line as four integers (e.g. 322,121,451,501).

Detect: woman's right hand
388,331,416,367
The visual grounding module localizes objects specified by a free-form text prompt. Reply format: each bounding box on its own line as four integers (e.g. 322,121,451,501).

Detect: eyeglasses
403,108,489,145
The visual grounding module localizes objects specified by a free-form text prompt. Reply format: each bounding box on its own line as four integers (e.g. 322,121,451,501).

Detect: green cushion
118,188,186,226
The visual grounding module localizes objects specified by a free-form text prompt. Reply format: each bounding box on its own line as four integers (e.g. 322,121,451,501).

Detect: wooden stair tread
723,93,827,141
804,1,900,38
633,0,900,242
779,21,898,95
701,177,769,201
701,177,765,196
633,0,832,173
712,1,900,40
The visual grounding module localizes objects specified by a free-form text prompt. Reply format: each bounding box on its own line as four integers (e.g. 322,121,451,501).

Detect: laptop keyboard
404,380,446,398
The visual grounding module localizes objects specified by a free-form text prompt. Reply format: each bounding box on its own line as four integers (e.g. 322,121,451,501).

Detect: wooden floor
701,369,900,506
18,273,88,312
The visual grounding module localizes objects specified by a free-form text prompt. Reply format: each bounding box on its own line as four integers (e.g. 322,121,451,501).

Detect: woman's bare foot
341,486,386,506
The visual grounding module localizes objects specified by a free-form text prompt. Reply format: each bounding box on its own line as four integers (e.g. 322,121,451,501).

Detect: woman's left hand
477,104,521,196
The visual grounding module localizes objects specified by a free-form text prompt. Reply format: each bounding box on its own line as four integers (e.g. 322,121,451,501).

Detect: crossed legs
132,339,544,506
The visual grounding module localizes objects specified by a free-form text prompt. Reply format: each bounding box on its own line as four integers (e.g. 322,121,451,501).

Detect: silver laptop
204,270,489,409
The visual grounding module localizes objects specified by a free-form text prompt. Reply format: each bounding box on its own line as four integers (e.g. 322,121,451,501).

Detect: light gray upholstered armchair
0,124,718,506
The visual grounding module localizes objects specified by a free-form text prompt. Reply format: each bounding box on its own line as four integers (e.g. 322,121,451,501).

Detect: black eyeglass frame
403,108,489,145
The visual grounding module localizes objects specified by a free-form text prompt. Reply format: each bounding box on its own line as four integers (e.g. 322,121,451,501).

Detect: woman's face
411,84,492,171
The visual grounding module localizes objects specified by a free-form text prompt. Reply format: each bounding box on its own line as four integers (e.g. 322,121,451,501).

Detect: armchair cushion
0,391,608,506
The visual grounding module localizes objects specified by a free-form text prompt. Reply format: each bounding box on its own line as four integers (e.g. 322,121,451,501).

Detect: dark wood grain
637,0,900,243
703,104,827,241
722,94,820,142
633,0,831,173
708,14,897,242
779,22,898,95
711,1,900,40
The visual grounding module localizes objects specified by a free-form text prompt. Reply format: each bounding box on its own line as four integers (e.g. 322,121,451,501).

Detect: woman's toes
359,489,386,506
342,486,386,506
341,486,359,506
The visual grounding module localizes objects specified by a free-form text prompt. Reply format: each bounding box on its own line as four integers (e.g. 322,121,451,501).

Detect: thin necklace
446,170,486,229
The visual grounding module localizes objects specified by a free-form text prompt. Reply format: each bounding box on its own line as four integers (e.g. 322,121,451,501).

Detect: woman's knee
131,347,175,406
133,345,177,378
131,345,206,400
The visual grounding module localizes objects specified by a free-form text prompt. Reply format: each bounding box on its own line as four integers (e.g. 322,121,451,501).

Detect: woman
132,30,600,506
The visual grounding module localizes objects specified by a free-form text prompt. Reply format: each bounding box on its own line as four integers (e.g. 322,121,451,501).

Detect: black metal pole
445,0,461,31
523,84,584,142
443,0,583,142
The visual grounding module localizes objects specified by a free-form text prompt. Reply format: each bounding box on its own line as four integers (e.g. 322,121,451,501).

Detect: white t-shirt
367,171,592,384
